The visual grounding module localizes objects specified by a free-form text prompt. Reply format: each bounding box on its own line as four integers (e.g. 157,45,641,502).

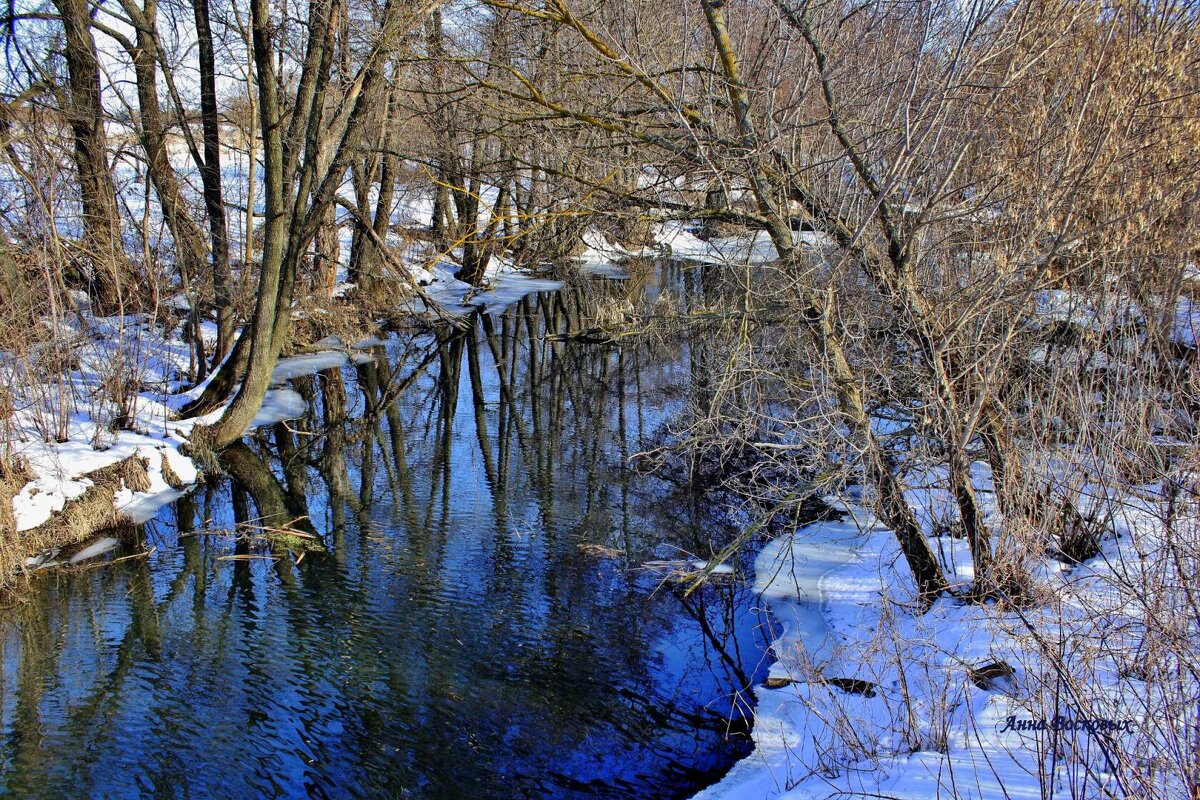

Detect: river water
0,263,773,799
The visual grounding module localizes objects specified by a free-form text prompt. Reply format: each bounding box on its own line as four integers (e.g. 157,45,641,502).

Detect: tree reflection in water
0,264,778,800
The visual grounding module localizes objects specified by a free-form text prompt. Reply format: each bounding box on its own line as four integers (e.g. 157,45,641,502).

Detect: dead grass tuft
0,457,35,536
119,455,152,494
160,453,185,490
286,293,383,355
0,456,149,587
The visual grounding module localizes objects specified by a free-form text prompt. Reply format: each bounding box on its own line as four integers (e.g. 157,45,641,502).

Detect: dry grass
0,455,149,588
0,457,35,537
285,292,388,355
159,452,186,490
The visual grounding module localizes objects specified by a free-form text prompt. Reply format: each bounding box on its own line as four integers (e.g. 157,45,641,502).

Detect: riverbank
1,332,377,580
696,475,1197,799
0,256,569,584
0,222,791,582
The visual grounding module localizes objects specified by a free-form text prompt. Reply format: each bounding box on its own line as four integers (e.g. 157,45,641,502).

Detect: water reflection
0,264,770,799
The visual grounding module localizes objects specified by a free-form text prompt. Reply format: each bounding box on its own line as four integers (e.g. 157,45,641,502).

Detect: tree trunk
365,84,401,293
699,0,949,601
347,158,375,284
431,163,453,250
195,0,295,450
313,204,340,294
53,0,127,312
191,0,235,360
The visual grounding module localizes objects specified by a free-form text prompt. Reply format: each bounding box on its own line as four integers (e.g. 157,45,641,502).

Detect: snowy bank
2,313,382,564
697,483,1196,800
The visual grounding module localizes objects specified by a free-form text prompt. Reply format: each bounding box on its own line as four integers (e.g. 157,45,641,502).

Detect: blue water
0,271,771,799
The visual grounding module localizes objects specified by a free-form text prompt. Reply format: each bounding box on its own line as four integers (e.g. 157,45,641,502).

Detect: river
0,262,774,799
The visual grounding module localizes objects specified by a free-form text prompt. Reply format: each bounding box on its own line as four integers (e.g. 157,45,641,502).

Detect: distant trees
466,0,1199,600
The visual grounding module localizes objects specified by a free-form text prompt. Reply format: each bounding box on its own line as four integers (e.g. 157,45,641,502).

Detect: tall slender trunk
368,150,398,293
426,8,456,254
195,0,295,450
347,158,375,284
191,0,235,359
123,0,210,376
363,79,402,292
244,53,258,272
431,161,454,250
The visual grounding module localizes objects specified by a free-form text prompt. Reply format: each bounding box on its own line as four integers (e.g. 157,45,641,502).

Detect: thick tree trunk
430,163,454,250
53,0,127,312
179,330,252,417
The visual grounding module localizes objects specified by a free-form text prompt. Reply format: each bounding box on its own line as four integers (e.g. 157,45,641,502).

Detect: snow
12,474,93,533
67,536,120,564
173,353,363,440
696,479,1194,800
3,306,381,533
575,262,631,279
160,442,198,484
408,259,564,316
751,517,869,672
1031,289,1142,333
578,228,641,262
571,227,670,278
10,426,186,532
1172,296,1198,348
463,275,564,313
1024,289,1198,357
692,559,736,576
270,352,353,381
652,221,832,266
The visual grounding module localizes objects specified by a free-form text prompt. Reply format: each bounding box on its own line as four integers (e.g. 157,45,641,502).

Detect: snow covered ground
652,222,831,266
696,476,1197,800
411,257,564,316
4,315,378,533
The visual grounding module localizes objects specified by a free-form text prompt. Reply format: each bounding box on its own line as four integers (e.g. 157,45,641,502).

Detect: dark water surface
0,265,771,799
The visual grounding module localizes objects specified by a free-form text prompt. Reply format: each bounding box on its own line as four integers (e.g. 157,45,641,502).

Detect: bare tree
191,0,236,359
195,0,445,450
